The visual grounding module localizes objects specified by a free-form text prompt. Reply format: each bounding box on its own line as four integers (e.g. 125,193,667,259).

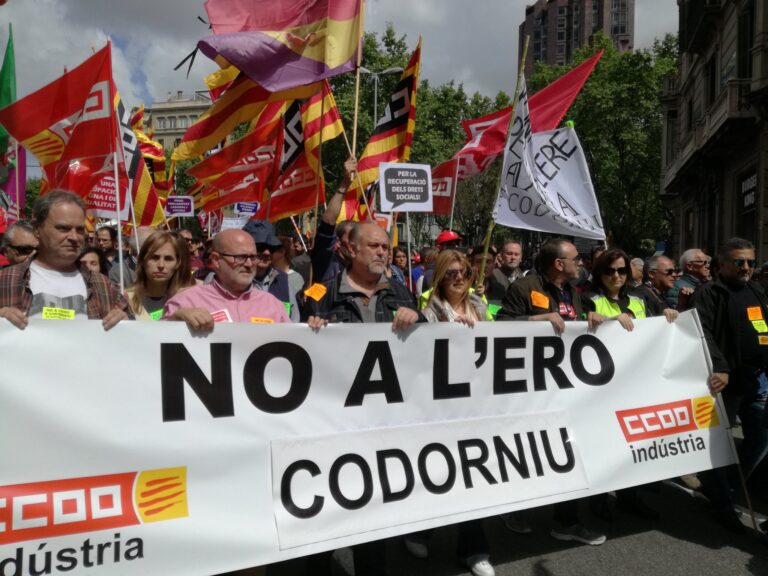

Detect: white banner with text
0,312,734,574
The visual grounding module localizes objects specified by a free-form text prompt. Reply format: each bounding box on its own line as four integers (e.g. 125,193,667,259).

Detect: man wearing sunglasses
0,221,38,268
666,247,711,310
635,254,677,316
163,228,289,330
691,237,768,533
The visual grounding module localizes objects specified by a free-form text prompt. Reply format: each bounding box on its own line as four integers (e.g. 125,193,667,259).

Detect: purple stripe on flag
198,32,356,93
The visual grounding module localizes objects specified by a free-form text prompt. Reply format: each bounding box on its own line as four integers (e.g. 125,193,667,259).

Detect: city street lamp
359,66,404,128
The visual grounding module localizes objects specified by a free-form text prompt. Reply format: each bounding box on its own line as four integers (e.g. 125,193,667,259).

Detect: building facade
660,0,768,259
519,0,635,75
147,91,212,152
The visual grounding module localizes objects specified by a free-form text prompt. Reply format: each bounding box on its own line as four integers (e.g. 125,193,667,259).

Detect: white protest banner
493,78,605,240
0,313,733,575
379,162,433,213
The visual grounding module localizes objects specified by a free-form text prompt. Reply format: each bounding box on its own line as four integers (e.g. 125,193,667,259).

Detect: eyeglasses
650,268,675,276
216,252,259,265
689,259,711,267
7,244,37,255
444,269,471,281
732,258,757,268
603,266,628,276
674,268,682,275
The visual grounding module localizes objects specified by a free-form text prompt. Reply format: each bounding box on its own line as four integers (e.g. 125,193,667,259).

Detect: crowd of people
2,172,768,575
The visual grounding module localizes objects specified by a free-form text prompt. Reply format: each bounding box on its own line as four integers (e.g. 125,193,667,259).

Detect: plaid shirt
301,269,423,324
0,260,134,320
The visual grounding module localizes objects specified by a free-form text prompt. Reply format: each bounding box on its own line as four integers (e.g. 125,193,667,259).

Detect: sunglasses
651,268,675,276
444,269,471,281
689,259,711,266
732,258,757,268
7,244,36,255
602,266,628,276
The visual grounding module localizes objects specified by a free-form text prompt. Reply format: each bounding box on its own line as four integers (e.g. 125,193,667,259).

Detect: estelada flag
431,158,458,216
452,50,603,180
0,44,129,207
340,37,422,221
172,74,321,161
198,0,362,93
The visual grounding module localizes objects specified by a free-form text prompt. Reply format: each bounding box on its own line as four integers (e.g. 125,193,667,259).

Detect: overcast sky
2,0,677,113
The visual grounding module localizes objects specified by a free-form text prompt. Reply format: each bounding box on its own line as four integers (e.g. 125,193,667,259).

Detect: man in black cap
243,220,300,322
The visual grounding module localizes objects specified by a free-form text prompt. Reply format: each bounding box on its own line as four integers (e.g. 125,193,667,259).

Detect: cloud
3,0,678,110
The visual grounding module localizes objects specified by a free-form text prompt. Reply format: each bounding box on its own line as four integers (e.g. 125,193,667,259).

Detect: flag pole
13,140,20,219
311,82,326,246
339,127,373,218
106,40,126,293
448,159,459,232
477,36,529,290
350,0,365,156
406,212,413,293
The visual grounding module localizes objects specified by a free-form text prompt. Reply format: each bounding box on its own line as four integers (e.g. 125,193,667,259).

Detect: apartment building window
738,0,755,79
558,16,566,29
179,117,188,129
558,6,567,15
156,117,165,129
558,30,566,42
168,117,177,129
706,54,718,105
665,110,678,165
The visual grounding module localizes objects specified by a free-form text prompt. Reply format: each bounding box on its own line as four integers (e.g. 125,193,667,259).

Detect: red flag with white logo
431,158,458,215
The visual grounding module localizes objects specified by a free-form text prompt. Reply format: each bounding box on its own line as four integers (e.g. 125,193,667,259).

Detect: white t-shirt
28,261,88,320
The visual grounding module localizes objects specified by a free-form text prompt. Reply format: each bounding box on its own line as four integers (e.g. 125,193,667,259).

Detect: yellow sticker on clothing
250,317,275,324
530,290,550,309
42,307,76,320
748,306,764,321
752,320,768,333
759,336,768,346
304,283,328,302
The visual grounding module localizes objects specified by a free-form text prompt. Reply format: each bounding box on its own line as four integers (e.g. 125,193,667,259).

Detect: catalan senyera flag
199,0,362,93
116,97,165,227
0,44,121,203
300,79,344,174
172,75,322,161
204,65,240,102
339,37,421,221
131,104,170,199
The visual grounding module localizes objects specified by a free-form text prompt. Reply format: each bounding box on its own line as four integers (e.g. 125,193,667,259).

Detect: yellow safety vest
589,293,646,319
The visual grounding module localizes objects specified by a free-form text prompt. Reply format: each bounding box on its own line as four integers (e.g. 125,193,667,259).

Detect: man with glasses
635,254,677,316
496,238,606,546
691,237,768,533
163,228,289,329
1,221,38,268
667,248,711,310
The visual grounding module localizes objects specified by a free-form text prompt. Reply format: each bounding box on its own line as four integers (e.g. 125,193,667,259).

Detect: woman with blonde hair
126,231,194,320
407,249,493,576
422,249,488,324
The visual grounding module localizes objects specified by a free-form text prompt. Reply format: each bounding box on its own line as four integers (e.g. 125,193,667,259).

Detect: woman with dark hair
406,249,493,576
584,248,648,331
77,247,110,275
390,246,408,287
126,231,195,320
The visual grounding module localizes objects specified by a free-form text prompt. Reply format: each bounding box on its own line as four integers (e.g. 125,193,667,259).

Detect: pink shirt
163,280,290,324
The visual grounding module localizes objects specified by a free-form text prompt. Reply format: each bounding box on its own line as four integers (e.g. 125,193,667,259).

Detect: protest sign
0,313,733,574
379,162,432,213
494,79,605,240
164,196,195,217
234,201,260,215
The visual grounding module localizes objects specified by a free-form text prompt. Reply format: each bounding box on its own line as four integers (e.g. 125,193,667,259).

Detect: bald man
163,229,289,330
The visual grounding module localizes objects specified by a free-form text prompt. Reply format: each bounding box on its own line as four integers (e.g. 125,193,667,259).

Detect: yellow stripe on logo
134,467,188,523
693,397,719,429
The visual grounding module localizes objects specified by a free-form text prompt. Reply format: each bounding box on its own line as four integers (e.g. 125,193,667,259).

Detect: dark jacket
691,278,768,394
310,221,346,283
497,273,584,320
301,270,424,324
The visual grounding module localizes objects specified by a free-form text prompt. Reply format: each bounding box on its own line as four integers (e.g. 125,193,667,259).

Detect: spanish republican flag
198,0,362,93
171,75,321,161
0,44,120,201
339,37,421,221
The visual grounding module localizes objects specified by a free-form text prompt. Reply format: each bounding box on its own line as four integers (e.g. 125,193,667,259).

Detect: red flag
0,44,125,206
451,50,603,179
528,50,603,133
431,158,458,215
